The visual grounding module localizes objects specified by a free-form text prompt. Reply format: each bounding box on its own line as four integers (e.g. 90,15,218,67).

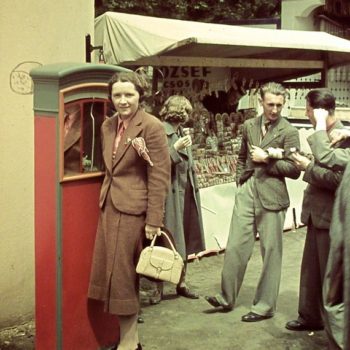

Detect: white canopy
95,12,350,81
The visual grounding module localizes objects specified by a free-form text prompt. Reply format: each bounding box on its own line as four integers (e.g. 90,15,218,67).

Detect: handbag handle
149,230,178,255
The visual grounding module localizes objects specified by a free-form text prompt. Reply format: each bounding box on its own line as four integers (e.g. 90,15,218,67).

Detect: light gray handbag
136,230,184,284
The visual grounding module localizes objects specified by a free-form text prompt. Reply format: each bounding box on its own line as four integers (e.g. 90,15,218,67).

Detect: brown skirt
88,192,145,315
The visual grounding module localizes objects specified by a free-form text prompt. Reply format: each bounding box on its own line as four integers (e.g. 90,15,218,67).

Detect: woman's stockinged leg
118,313,138,350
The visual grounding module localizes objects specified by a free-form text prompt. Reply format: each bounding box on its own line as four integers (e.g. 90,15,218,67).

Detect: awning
95,12,350,81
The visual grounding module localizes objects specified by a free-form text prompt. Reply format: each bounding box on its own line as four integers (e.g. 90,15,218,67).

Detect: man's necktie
262,121,270,138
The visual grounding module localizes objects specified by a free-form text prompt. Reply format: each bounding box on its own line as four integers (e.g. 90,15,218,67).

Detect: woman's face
111,81,140,119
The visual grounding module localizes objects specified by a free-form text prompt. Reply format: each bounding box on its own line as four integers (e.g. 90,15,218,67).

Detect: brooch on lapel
126,137,154,167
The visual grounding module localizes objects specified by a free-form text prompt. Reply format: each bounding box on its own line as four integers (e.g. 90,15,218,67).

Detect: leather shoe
204,296,233,310
285,320,324,331
107,342,142,350
241,312,273,322
149,289,162,305
176,285,199,299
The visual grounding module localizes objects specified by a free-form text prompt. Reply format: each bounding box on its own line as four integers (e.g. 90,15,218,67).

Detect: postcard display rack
156,66,261,189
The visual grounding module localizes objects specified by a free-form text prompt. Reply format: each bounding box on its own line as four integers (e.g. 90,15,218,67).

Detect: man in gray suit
302,107,350,349
324,161,350,350
286,90,349,339
206,82,300,322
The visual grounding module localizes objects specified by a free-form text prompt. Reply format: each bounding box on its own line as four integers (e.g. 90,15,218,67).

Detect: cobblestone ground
0,321,34,349
0,227,330,350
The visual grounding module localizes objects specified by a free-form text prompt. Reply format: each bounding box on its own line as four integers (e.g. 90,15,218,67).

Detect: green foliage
95,0,281,22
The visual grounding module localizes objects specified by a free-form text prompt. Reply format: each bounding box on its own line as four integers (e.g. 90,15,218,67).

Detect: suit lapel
103,115,118,173
248,116,262,148
112,109,143,168
260,117,284,148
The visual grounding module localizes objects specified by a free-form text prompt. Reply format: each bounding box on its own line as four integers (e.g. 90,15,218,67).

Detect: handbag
136,230,184,284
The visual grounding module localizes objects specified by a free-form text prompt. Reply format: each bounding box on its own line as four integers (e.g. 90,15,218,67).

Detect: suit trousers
323,224,345,349
219,176,286,316
297,220,330,328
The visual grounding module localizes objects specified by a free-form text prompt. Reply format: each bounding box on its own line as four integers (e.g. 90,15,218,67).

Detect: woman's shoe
109,342,142,350
176,285,199,299
149,287,162,305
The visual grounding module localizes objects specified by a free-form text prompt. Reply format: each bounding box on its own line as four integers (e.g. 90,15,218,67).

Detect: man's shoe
285,320,324,331
241,312,273,322
176,285,199,299
204,296,233,310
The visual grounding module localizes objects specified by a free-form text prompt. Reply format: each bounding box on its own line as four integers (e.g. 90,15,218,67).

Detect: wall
281,0,325,30
282,0,350,110
0,0,94,328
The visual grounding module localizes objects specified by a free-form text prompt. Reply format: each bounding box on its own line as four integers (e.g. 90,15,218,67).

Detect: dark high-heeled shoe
176,285,199,299
149,287,163,305
109,343,142,350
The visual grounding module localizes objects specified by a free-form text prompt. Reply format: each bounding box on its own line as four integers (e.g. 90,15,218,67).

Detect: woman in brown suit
88,71,170,350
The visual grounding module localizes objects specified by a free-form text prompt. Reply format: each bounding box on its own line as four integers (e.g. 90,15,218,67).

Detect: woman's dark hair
108,70,150,103
305,89,336,115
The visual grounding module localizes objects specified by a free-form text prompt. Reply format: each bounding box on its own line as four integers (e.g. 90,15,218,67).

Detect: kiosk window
63,99,107,179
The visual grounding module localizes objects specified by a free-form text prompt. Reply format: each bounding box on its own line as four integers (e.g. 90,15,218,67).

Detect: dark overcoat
163,121,205,260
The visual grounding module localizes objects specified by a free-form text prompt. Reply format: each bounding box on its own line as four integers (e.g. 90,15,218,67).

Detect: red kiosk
31,62,128,350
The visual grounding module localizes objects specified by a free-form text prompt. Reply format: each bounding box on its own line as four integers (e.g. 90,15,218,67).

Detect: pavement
139,226,329,350
0,227,330,350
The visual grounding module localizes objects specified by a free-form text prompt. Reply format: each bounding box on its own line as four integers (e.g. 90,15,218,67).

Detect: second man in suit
286,89,348,336
206,82,301,322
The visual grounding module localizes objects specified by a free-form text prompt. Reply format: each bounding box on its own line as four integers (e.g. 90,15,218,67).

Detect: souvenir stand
94,11,350,253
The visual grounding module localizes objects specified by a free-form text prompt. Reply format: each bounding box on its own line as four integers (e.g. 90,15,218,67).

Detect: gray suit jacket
301,121,347,229
325,161,350,349
308,129,350,171
236,115,300,210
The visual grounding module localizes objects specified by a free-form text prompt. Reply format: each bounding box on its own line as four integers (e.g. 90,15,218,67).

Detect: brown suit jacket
99,109,170,227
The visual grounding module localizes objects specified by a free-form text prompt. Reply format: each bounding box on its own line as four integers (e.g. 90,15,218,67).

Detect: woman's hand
145,224,161,240
174,135,192,151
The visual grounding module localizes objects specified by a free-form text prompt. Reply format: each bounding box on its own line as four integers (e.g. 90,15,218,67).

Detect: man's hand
292,152,311,171
145,224,161,240
330,128,350,146
250,145,269,163
314,108,329,131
